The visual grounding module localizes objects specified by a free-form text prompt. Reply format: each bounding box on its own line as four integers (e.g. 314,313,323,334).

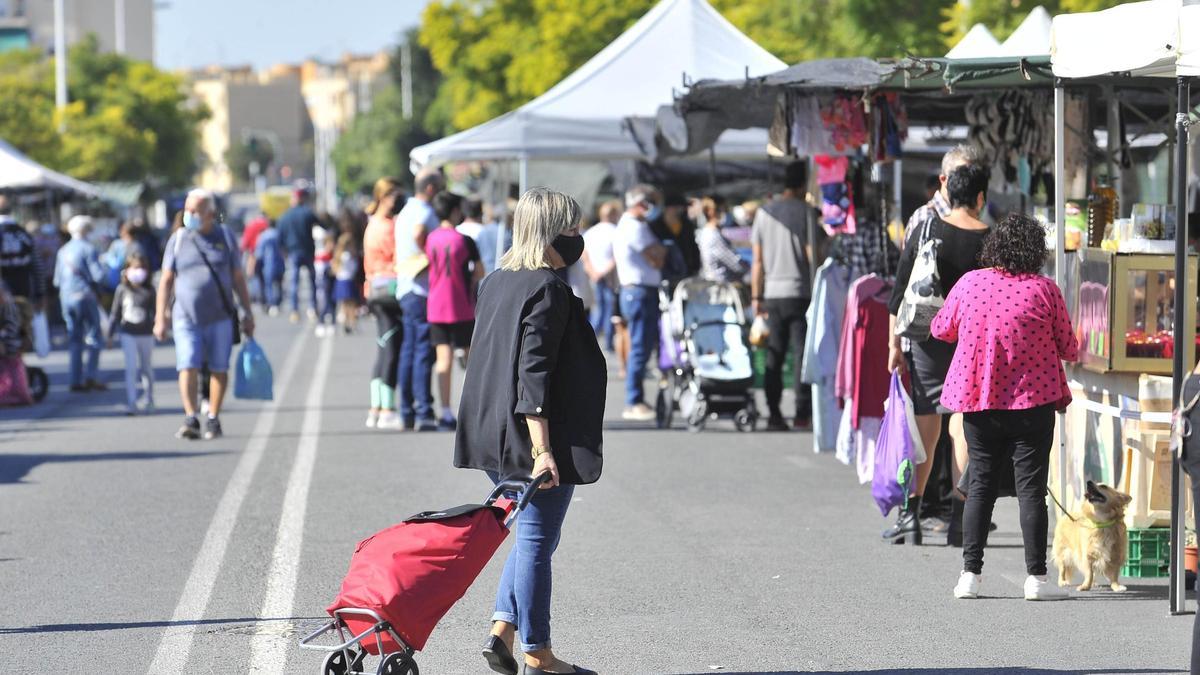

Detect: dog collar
1081,517,1117,529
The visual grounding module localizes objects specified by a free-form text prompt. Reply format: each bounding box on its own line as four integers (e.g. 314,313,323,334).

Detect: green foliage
0,35,205,187
942,0,1129,45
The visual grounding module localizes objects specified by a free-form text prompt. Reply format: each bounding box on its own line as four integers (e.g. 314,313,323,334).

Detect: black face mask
551,233,584,267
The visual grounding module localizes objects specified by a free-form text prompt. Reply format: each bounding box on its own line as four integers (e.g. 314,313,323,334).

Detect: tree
941,0,1130,45
225,137,276,187
0,35,206,186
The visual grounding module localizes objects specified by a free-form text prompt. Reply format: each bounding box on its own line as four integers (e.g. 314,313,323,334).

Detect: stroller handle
486,472,555,514
684,320,747,337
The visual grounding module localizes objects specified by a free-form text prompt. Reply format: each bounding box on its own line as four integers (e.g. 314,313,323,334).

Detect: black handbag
189,233,242,345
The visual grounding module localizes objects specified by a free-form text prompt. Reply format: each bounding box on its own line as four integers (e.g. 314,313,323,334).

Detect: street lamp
53,0,66,111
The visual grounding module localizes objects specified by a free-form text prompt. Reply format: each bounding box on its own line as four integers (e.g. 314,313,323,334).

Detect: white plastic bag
749,315,769,347
31,311,50,358
897,379,927,463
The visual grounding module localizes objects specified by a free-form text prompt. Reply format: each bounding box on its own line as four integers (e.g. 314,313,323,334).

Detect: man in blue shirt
276,187,319,322
54,215,107,392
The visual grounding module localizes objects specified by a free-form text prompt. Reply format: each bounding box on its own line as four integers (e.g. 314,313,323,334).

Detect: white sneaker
622,403,656,422
376,411,402,430
365,411,379,429
953,571,981,599
1024,574,1069,601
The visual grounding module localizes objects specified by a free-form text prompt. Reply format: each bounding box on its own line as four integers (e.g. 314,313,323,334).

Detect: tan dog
1051,481,1132,593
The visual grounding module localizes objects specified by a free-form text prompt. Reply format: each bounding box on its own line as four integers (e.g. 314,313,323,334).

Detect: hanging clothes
835,274,891,426
789,93,836,157
820,95,869,153
801,258,849,454
870,93,907,162
815,155,856,236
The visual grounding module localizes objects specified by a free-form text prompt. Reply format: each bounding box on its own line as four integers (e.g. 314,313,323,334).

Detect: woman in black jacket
455,187,605,675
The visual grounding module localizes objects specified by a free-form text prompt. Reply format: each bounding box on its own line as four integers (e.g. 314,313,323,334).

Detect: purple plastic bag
872,372,915,516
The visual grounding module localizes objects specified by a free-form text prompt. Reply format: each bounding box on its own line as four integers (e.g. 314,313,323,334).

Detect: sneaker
86,379,108,391
438,414,458,431
402,417,416,431
365,411,379,428
622,403,655,422
306,308,318,322
268,306,280,317
954,571,981,599
376,411,402,430
416,417,438,432
289,311,301,324
204,416,223,440
124,405,137,416
69,384,88,393
314,325,328,338
1024,575,1069,601
176,416,201,440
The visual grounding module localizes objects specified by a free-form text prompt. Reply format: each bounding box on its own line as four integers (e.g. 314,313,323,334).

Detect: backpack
894,219,944,341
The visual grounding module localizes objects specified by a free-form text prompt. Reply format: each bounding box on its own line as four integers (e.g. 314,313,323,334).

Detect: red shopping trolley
299,474,550,675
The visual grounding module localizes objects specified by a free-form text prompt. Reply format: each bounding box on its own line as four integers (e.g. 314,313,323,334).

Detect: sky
155,0,432,71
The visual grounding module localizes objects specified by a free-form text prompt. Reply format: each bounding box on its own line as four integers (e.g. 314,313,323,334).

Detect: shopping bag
233,339,273,400
896,376,927,464
872,371,916,516
0,356,33,407
895,220,943,341
749,315,769,347
31,311,50,358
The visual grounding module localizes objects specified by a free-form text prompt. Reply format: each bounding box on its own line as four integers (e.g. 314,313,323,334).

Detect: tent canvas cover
0,138,99,197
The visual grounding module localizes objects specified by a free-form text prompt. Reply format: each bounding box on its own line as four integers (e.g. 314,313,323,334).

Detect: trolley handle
486,472,555,513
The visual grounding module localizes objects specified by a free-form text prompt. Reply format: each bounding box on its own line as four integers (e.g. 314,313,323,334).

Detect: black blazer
454,268,606,485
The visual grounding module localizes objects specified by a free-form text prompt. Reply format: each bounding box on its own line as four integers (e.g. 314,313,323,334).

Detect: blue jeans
62,295,102,387
490,477,575,652
398,292,434,422
589,281,616,351
619,285,659,407
288,253,317,313
316,269,335,324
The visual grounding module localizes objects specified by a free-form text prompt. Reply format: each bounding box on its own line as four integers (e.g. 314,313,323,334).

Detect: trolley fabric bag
233,339,273,400
873,371,916,516
327,498,516,655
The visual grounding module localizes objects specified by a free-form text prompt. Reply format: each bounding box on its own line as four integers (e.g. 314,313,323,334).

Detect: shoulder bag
188,231,242,345
894,219,944,342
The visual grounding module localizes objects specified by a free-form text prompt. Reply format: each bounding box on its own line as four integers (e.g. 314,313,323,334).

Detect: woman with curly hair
931,213,1079,601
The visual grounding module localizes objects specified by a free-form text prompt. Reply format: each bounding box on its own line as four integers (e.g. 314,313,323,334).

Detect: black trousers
1181,442,1200,673
369,297,403,388
961,404,1055,576
763,297,812,420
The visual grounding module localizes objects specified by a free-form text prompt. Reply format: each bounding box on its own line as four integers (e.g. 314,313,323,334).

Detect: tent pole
518,155,529,195
1054,83,1068,525
1170,76,1191,616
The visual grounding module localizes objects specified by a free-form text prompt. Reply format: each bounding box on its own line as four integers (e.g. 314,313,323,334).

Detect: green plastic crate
751,347,795,389
1121,527,1171,578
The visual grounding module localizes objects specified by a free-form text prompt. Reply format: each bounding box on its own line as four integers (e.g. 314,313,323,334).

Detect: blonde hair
366,176,402,216
500,187,582,272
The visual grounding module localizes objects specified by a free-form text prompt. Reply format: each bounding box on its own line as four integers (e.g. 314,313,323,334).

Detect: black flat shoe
523,665,597,675
483,635,518,675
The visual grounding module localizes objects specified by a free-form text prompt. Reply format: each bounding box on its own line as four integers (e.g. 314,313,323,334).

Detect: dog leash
1046,489,1076,523
1047,489,1117,528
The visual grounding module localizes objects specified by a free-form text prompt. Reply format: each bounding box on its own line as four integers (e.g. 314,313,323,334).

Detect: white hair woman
54,215,108,391
455,187,605,675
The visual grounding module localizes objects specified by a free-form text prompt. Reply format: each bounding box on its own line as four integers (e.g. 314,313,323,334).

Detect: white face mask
126,268,148,285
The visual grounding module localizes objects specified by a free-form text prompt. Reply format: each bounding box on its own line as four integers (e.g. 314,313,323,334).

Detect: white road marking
246,334,335,673
146,333,310,675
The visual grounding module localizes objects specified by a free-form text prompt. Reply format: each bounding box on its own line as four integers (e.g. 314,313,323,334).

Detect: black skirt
907,337,955,416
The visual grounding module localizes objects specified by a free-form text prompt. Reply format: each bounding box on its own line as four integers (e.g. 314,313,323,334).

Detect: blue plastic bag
233,339,273,400
872,371,915,517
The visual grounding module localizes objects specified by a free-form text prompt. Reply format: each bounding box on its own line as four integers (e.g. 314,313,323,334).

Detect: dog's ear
1119,492,1133,506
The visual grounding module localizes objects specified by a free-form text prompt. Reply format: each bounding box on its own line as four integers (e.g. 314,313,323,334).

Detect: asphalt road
0,314,1194,674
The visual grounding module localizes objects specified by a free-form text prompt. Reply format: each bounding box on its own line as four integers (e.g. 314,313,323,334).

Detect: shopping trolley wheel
734,409,756,432
377,652,418,675
26,366,47,402
323,647,364,675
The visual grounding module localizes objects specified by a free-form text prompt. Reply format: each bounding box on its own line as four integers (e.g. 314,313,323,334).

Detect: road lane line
146,332,310,675
247,334,335,673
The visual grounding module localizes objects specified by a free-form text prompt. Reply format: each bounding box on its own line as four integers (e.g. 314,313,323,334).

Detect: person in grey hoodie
108,250,157,414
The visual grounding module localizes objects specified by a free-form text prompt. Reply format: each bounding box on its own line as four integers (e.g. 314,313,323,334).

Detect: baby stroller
299,474,550,675
654,277,757,432
12,297,48,402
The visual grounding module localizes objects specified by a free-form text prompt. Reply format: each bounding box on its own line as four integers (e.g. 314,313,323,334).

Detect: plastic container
1121,527,1171,578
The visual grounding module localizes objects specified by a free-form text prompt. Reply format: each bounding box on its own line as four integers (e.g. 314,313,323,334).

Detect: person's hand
752,299,766,317
106,337,114,349
533,451,560,489
888,344,907,374
153,318,168,342
241,313,256,339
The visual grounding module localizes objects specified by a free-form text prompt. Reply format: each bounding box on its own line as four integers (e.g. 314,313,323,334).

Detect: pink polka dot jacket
931,268,1079,413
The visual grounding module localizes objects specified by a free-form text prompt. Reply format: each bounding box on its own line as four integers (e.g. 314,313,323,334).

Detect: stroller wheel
323,648,364,675
25,366,48,402
686,401,708,433
377,652,418,675
734,409,757,432
654,390,673,429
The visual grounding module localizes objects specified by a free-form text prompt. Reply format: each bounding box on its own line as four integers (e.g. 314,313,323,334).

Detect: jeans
119,333,155,408
316,269,336,324
961,404,1055,576
490,477,575,652
287,253,317,314
619,285,659,407
398,292,434,422
263,277,283,309
763,297,812,421
62,295,101,387
589,281,616,351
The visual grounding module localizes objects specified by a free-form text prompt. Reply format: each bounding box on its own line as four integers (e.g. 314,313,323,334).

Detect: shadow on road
0,450,228,484
0,616,325,635
674,670,1185,674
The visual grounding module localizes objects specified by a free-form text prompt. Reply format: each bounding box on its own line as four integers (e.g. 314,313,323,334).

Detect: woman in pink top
931,214,1078,602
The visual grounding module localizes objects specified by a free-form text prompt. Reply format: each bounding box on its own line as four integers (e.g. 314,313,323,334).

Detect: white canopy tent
410,0,786,198
945,24,1002,59
944,7,1052,59
1051,0,1200,614
0,138,99,197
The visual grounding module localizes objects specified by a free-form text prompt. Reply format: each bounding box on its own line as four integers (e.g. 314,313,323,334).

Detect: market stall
1051,0,1200,614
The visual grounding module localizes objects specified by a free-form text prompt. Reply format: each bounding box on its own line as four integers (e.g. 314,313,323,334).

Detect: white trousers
119,333,155,408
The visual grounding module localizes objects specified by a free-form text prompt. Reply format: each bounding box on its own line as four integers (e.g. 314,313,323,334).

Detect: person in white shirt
582,200,620,352
612,185,666,421
456,198,486,240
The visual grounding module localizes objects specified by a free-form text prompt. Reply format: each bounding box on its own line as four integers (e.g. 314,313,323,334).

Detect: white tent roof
945,24,1002,59
1051,0,1200,78
998,6,1052,56
0,138,99,197
410,0,786,168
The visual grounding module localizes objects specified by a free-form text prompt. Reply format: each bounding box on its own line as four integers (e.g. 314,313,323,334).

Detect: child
332,231,361,334
425,192,483,431
313,227,336,337
253,221,285,316
108,251,156,415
